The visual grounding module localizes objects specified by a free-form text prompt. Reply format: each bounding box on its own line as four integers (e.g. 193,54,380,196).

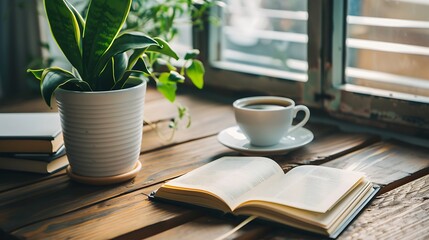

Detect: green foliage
28,0,206,107
126,0,215,41
125,0,215,101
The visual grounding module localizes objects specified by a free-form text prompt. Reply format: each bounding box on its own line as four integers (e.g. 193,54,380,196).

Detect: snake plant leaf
127,48,146,71
132,57,151,75
129,49,149,74
71,67,82,79
95,32,158,77
186,59,205,89
113,52,128,82
83,0,132,82
96,58,115,91
122,76,144,89
44,0,83,74
96,53,128,90
27,69,45,80
112,70,145,90
65,0,85,39
147,37,179,60
40,67,91,107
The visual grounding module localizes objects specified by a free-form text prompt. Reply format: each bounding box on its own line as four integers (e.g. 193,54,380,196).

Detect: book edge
329,184,381,238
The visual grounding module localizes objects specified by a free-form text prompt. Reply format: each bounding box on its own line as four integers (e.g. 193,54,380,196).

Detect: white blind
346,0,429,97
210,0,308,82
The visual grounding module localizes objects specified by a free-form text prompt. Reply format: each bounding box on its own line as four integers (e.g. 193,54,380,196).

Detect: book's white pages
164,157,284,209
237,165,365,213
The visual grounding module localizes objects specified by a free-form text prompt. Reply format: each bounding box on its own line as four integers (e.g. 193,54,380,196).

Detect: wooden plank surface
0,170,65,193
146,216,270,240
1,88,428,239
272,130,379,166
0,129,385,238
2,132,419,239
323,140,429,192
10,185,202,240
340,174,429,240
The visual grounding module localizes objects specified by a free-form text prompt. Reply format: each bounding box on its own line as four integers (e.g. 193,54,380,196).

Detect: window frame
195,0,429,136
325,0,429,136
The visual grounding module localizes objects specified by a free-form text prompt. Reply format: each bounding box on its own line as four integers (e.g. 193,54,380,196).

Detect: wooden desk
1,88,428,240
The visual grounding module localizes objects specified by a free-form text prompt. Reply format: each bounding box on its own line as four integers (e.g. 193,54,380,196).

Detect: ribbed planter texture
55,81,146,177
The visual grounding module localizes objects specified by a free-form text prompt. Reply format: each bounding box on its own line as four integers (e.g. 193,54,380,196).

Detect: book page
237,165,365,213
164,156,283,208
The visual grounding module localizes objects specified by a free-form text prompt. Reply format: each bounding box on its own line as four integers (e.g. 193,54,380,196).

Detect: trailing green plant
27,0,205,108
126,0,218,42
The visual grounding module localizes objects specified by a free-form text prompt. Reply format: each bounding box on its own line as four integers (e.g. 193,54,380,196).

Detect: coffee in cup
233,96,310,147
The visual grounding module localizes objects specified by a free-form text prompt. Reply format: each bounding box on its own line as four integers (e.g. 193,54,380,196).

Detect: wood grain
0,170,65,193
11,185,202,240
339,174,429,240
272,130,379,166
146,216,270,240
323,140,429,191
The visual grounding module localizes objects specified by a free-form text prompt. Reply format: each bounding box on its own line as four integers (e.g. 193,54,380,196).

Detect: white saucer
217,126,314,155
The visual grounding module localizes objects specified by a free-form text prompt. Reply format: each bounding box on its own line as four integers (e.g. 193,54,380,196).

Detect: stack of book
0,113,68,174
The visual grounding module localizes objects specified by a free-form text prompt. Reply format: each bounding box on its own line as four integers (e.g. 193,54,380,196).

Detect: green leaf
64,0,84,40
147,37,179,60
27,69,45,80
184,49,200,60
122,76,144,88
95,32,158,76
71,67,82,79
112,69,145,90
157,73,177,102
40,67,91,107
83,0,132,82
97,52,128,90
128,48,145,70
132,57,151,74
44,0,82,73
186,59,205,89
168,71,185,82
165,61,177,71
113,52,128,82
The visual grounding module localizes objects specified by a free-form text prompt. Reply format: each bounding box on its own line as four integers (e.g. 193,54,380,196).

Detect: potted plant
27,0,204,184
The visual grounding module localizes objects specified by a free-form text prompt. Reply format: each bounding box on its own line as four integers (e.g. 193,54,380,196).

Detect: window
329,0,429,135
345,0,429,98
209,0,308,81
202,0,429,135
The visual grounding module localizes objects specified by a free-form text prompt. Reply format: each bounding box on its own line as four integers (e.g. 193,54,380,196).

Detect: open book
151,157,379,238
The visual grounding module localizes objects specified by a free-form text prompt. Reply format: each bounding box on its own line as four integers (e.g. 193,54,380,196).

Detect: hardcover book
0,145,68,174
0,113,63,153
151,156,379,238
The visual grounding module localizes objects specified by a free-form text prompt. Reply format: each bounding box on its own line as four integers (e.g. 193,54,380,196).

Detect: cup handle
288,105,310,134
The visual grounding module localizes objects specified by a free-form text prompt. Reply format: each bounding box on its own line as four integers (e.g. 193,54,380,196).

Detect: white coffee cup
233,96,310,147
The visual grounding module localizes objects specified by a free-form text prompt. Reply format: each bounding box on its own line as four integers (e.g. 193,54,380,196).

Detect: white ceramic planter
55,81,146,177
